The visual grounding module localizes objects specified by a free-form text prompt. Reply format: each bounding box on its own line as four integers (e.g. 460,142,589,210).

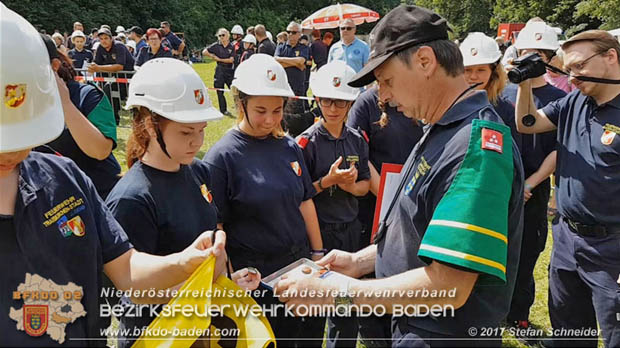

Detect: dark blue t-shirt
346,86,423,170
275,42,310,96
257,38,276,56
68,48,94,69
35,81,121,200
106,160,218,343
310,40,328,69
207,42,234,69
298,122,370,224
202,129,315,275
94,41,135,71
542,90,620,225
0,152,131,346
135,45,172,67
503,83,566,177
163,31,182,51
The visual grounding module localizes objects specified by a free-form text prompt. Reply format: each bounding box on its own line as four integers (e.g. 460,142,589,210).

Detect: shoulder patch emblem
297,136,309,149
290,161,302,176
24,305,48,337
200,184,213,203
601,130,616,145
481,128,503,154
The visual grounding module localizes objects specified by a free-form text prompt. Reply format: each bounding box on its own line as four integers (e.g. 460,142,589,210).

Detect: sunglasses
319,98,349,108
218,34,226,37
340,26,354,31
287,30,299,35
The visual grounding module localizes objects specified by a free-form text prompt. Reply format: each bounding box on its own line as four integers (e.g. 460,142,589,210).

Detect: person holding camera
502,21,567,333
513,29,620,347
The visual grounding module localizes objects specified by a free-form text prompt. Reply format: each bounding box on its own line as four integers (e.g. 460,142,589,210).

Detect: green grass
111,61,569,347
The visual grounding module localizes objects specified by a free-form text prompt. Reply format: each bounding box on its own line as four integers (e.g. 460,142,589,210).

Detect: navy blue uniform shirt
68,48,94,69
376,92,524,337
135,45,172,67
163,31,182,51
542,90,620,225
257,38,276,56
298,122,370,224
503,83,566,178
94,41,135,71
347,86,423,170
0,152,131,346
310,40,328,69
207,42,234,69
202,129,315,275
275,42,310,96
35,81,121,200
106,160,217,339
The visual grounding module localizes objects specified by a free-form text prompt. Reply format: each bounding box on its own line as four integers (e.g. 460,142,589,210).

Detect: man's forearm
349,261,478,313
97,64,124,72
353,244,378,277
276,57,304,68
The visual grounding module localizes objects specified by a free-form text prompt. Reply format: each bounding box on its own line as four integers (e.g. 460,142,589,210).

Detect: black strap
545,63,620,85
373,84,479,244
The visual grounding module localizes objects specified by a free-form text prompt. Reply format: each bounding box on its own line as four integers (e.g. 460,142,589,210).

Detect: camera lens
508,69,524,84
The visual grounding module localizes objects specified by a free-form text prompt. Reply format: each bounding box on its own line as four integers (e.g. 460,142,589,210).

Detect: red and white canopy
301,3,380,30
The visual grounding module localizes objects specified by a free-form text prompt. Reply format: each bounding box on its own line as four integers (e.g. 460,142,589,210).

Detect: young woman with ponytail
104,58,261,348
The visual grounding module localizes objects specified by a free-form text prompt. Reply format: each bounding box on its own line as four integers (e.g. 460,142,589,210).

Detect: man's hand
231,268,261,291
177,230,226,279
87,63,99,73
274,272,337,316
316,249,360,278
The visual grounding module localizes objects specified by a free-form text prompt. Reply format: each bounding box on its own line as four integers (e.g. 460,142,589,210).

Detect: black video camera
508,52,548,84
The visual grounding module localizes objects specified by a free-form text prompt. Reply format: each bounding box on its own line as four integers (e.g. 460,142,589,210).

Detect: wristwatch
334,283,354,315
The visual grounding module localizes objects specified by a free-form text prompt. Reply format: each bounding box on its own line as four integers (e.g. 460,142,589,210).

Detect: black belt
562,216,620,237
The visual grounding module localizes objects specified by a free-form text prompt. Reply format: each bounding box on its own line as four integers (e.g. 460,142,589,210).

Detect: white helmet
232,54,294,97
460,32,502,67
310,60,359,101
126,40,136,51
125,58,222,123
514,22,559,51
71,30,86,40
115,25,126,34
242,34,256,45
231,25,244,35
0,3,63,153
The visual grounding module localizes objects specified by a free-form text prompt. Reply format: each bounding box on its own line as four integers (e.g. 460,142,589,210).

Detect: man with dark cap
127,26,147,54
274,5,524,347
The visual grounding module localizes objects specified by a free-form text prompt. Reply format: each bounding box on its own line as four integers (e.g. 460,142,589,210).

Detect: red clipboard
371,163,404,242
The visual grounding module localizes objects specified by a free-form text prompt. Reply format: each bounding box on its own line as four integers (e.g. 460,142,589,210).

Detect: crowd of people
2,2,620,348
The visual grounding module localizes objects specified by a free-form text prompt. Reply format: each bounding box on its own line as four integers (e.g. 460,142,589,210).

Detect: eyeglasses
319,98,349,108
340,26,354,31
286,30,299,35
218,34,226,37
565,51,604,75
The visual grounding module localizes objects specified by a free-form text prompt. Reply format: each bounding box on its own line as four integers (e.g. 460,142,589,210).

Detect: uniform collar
436,91,490,126
18,153,53,206
340,38,359,47
317,122,348,140
595,92,620,109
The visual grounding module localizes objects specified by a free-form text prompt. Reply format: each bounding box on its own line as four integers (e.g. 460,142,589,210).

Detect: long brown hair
232,87,287,138
55,49,77,84
126,107,167,168
486,62,508,105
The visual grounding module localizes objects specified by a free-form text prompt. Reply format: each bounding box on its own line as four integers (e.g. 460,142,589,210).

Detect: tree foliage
3,0,618,51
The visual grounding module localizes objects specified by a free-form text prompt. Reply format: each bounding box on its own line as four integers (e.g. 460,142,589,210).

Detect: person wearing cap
68,30,94,69
297,60,371,348
160,21,185,58
328,19,369,74
231,24,245,68
115,25,126,36
275,5,524,346
256,24,276,56
0,5,227,346
135,28,172,68
513,29,620,347
127,26,147,54
499,22,567,333
90,27,135,72
203,28,235,117
275,21,310,96
125,40,136,56
105,58,260,348
202,53,325,346
240,34,257,63
66,21,91,50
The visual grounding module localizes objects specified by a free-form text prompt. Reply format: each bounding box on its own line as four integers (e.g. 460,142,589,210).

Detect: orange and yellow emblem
24,305,48,337
290,161,302,176
4,84,26,108
200,184,213,203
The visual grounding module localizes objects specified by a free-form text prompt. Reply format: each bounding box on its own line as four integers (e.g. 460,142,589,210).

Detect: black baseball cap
98,27,113,38
127,26,144,36
348,5,450,87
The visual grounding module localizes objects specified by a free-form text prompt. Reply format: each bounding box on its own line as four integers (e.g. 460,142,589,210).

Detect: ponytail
126,107,165,168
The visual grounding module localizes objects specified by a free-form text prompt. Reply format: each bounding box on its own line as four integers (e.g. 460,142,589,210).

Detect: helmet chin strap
151,114,171,158
545,63,620,84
